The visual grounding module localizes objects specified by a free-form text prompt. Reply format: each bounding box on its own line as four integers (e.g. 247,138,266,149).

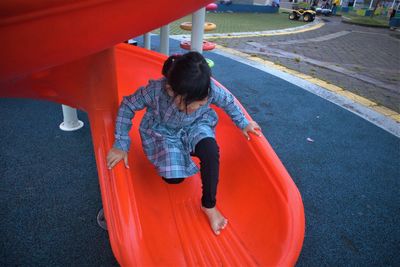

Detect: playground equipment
179,4,218,67
180,40,216,51
206,58,215,67
0,0,305,266
289,8,316,22
206,2,218,11
180,21,217,31
59,105,84,131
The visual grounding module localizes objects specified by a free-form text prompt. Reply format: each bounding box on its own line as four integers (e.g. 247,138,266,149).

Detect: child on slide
107,51,261,235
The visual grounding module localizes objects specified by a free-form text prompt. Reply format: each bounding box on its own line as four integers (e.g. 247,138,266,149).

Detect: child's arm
107,80,157,169
211,81,261,140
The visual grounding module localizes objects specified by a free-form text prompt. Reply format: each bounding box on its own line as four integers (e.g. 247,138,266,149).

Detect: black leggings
162,137,220,208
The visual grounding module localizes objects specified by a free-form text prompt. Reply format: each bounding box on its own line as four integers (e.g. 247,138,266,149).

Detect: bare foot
201,206,228,235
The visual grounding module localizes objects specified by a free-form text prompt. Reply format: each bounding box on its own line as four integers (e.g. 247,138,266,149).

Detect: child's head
162,51,211,110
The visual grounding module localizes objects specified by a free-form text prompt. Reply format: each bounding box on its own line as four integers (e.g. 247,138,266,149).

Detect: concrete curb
170,18,325,41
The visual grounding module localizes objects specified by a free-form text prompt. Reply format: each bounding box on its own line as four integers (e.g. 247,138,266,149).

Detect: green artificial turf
152,12,306,35
342,14,389,27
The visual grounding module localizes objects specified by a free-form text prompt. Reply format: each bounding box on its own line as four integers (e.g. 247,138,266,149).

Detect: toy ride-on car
289,8,316,22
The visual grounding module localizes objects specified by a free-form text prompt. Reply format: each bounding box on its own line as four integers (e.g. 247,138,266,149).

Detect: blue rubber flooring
1,37,399,266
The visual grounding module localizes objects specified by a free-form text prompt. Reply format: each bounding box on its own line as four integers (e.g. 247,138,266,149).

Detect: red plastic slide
0,1,304,266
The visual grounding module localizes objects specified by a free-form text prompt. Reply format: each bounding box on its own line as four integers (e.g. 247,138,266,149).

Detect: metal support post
59,105,84,131
160,25,169,55
191,7,206,53
143,33,151,50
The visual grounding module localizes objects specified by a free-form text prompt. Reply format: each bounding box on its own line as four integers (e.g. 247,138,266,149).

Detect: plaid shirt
113,78,249,178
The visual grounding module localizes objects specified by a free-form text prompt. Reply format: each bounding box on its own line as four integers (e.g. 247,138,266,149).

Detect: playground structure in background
180,3,218,67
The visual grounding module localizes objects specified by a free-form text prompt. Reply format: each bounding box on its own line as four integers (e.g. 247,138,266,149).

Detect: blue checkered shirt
113,78,249,178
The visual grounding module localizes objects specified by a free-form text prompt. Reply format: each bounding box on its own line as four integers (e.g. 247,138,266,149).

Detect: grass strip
152,12,306,35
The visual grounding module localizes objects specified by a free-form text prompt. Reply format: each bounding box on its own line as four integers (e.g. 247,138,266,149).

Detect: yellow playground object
180,22,217,31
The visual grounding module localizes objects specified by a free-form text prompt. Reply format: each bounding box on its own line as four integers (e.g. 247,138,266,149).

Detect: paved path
211,16,400,112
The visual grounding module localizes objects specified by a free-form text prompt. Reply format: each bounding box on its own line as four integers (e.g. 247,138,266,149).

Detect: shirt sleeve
113,80,157,152
210,80,249,130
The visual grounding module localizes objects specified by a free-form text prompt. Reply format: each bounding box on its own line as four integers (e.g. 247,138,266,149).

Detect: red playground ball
206,3,218,11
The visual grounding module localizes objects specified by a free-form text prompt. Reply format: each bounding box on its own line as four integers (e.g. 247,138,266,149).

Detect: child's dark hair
162,51,211,106
162,54,181,77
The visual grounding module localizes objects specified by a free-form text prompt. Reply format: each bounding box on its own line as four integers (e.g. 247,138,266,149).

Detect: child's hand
242,121,262,140
107,148,129,170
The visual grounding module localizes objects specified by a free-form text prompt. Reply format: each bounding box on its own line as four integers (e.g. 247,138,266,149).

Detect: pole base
59,120,84,131
97,208,108,231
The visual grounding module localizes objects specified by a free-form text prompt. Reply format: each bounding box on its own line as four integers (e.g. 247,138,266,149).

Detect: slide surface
0,0,304,266
99,44,305,266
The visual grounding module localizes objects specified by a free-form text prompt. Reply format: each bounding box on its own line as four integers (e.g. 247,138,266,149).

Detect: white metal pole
191,7,206,53
143,33,151,50
59,105,84,131
340,0,343,6
391,0,395,8
160,25,169,55
369,0,374,9
353,0,356,8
